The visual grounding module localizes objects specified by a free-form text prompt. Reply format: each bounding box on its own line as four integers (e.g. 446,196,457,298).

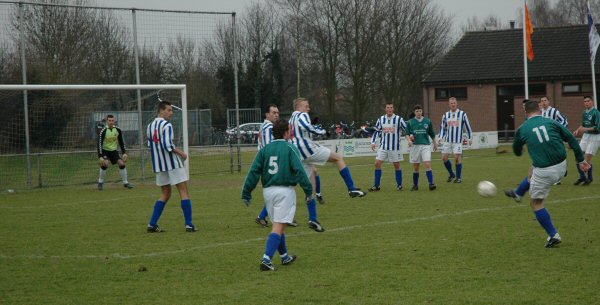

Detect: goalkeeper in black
97,114,133,190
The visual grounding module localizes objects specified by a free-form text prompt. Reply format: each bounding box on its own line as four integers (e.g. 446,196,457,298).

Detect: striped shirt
371,114,406,150
289,111,326,159
439,109,472,143
147,117,184,173
258,119,273,150
541,106,568,127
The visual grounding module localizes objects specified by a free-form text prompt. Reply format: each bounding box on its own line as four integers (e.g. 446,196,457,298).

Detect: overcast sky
96,0,524,32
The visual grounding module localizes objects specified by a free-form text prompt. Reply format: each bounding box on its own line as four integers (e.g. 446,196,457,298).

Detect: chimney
509,20,515,29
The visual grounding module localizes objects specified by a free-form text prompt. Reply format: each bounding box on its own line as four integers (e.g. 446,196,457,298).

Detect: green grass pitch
1,147,599,304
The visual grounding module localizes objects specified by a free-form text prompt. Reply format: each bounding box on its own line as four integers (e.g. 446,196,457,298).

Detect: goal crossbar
0,84,189,183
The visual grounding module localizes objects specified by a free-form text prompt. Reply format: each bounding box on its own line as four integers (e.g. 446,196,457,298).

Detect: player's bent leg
531,199,561,248
261,231,281,271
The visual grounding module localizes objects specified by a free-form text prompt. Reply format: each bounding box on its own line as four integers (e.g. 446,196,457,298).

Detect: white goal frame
0,84,189,184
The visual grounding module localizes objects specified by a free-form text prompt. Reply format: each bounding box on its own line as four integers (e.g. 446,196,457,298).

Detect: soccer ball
477,181,497,197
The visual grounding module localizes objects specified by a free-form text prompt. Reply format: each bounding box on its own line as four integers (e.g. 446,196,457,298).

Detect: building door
497,95,515,140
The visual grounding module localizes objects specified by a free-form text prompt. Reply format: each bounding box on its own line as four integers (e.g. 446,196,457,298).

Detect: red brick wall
424,81,592,133
424,84,498,133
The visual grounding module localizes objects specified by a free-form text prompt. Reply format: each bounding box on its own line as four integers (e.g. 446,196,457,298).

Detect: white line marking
1,195,598,260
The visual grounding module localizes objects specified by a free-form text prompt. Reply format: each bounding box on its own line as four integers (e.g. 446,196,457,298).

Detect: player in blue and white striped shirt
439,97,472,183
146,101,197,233
540,96,568,127
369,102,407,191
255,104,283,227
289,98,366,232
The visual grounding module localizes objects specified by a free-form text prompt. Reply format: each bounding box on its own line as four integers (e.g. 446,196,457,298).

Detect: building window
562,82,592,95
435,87,467,100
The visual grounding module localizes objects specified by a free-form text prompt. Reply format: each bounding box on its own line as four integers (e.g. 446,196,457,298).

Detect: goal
0,84,188,189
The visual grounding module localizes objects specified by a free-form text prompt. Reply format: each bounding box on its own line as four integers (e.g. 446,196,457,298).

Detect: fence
0,1,249,189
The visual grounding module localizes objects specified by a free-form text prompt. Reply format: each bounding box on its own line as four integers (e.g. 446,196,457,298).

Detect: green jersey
242,140,313,200
513,115,584,168
406,117,436,145
582,107,600,134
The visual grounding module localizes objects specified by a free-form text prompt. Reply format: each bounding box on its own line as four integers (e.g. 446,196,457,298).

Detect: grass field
1,147,599,305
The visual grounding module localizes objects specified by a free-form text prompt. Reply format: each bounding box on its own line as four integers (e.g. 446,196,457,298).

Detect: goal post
0,84,188,188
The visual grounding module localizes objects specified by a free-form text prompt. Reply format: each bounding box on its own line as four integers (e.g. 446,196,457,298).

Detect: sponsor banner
465,131,498,150
315,131,498,158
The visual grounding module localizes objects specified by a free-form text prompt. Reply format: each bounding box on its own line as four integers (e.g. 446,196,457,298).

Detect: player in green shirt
242,120,313,271
573,96,600,185
513,100,589,248
405,105,438,191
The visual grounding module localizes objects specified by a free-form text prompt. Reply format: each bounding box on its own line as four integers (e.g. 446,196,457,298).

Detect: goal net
0,84,188,189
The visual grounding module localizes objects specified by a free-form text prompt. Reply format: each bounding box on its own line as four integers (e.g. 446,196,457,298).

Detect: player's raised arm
299,112,326,135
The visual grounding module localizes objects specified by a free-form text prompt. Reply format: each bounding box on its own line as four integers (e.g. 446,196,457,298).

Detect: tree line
2,0,594,151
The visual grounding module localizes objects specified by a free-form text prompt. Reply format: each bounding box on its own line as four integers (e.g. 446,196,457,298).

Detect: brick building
422,25,599,135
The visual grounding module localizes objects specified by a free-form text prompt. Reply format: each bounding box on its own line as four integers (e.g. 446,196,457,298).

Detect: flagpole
523,0,529,99
591,1,599,108
592,56,598,108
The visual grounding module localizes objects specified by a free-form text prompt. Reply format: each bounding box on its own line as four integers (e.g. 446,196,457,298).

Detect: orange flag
525,4,534,61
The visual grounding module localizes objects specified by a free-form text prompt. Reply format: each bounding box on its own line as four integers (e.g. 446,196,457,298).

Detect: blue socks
456,163,463,179
413,172,419,186
315,175,321,193
307,198,318,221
444,160,454,177
258,205,269,220
181,199,193,226
515,176,530,197
277,234,287,256
149,200,166,225
340,167,357,191
577,165,586,180
426,170,434,185
263,233,281,262
534,208,557,237
374,169,382,187
395,169,403,187
589,165,593,181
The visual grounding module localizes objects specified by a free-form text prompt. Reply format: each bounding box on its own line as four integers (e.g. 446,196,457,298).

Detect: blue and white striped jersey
439,110,472,143
541,106,568,127
147,117,184,173
371,114,406,151
258,119,273,150
289,111,326,159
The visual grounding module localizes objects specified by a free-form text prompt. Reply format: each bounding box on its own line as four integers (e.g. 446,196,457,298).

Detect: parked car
226,122,262,144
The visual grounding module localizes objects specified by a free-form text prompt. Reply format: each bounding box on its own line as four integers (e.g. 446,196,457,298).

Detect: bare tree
302,0,345,121
336,0,387,122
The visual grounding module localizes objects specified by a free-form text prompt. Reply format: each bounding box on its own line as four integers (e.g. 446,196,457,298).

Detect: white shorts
302,146,331,177
376,149,404,163
263,186,297,224
580,133,600,155
530,160,567,199
155,167,188,186
409,145,432,163
442,142,463,155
